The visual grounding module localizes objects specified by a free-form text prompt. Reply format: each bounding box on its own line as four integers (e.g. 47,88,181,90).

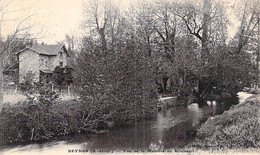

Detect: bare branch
154,26,165,42
175,13,202,40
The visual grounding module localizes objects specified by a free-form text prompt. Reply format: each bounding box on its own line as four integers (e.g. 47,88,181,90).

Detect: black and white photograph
0,0,259,154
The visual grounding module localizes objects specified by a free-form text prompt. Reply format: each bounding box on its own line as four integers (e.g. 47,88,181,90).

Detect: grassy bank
188,95,260,149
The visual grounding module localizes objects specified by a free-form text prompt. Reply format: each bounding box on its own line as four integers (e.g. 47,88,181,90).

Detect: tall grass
3,92,26,104
3,91,77,105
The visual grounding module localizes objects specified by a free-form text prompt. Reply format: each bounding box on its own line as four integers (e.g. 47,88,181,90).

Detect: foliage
36,83,59,106
19,72,36,92
75,37,158,130
52,66,65,89
64,66,73,85
19,73,59,106
52,65,74,92
76,0,257,130
0,100,83,145
206,47,254,95
189,98,260,149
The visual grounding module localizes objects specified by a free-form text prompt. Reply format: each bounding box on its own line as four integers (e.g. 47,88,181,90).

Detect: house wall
19,49,40,83
49,47,68,70
18,46,69,83
39,55,51,70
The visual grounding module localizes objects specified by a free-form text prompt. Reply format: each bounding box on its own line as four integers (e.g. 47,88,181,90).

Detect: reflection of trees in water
187,103,203,127
150,108,190,149
215,102,225,115
154,111,173,142
207,101,217,116
207,101,227,117
149,110,172,151
147,99,238,149
149,141,164,151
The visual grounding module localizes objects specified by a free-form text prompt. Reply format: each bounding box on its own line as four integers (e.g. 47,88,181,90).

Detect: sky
1,0,84,44
1,0,241,45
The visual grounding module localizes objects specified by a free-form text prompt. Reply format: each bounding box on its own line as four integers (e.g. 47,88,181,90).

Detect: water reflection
187,103,203,127
150,110,175,150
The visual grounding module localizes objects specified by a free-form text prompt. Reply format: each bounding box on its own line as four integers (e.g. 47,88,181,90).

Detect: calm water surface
0,92,251,154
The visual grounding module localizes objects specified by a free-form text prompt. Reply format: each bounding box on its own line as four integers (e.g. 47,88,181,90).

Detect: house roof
17,44,68,56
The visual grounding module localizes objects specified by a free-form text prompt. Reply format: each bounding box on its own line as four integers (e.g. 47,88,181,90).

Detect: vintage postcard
0,0,259,154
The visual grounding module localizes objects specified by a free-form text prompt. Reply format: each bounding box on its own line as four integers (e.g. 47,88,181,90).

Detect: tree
75,38,157,130
65,34,76,50
257,8,260,90
75,0,158,130
64,66,73,95
0,1,34,104
173,0,228,62
235,1,260,53
52,66,65,92
231,0,260,90
64,66,73,85
83,0,111,51
19,71,35,94
163,0,232,102
78,0,255,110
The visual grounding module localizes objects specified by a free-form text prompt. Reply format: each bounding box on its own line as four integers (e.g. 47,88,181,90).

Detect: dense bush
205,48,254,96
19,72,36,93
189,98,260,149
19,72,59,106
75,39,158,130
0,100,83,145
1,74,82,145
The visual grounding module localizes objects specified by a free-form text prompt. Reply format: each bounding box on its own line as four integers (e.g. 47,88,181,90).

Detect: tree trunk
0,57,3,104
256,11,260,91
197,79,210,106
195,0,211,104
98,28,107,51
201,0,211,63
237,4,247,54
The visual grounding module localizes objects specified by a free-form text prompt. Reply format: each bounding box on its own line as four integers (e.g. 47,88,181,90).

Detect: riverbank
0,92,255,149
0,100,84,145
188,94,260,149
0,98,157,146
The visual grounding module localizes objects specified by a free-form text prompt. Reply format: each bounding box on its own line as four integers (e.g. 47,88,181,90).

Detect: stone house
17,44,69,83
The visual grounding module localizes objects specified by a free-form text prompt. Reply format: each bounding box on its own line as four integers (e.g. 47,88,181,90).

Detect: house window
59,61,63,67
60,52,63,59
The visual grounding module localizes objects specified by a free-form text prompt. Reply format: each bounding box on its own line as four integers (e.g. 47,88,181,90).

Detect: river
0,92,252,154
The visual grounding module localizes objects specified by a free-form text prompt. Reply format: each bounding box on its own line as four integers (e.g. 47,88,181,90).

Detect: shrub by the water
74,40,158,131
189,97,260,149
0,100,83,145
0,80,85,145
